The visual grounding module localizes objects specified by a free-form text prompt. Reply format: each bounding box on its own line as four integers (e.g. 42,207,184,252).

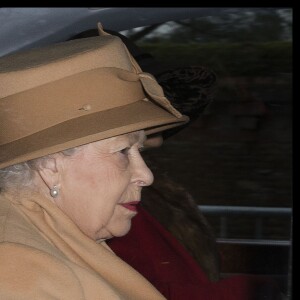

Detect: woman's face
53,130,153,241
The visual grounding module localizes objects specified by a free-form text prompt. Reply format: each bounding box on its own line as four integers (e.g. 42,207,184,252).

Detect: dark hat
154,65,216,139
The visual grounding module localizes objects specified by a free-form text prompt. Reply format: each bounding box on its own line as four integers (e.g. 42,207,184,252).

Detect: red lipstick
120,201,139,212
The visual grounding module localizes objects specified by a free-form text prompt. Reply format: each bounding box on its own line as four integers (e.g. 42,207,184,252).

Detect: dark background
134,11,292,294
130,9,292,241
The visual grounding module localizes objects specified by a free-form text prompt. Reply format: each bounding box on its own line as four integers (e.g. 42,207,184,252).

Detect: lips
119,201,140,212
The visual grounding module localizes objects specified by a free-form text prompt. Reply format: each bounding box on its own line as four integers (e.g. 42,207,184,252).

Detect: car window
122,8,292,297
0,7,292,298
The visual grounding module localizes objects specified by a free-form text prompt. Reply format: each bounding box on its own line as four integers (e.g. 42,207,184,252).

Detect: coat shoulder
0,242,86,299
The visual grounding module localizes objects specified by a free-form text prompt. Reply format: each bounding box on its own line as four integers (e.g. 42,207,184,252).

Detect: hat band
0,68,146,145
0,100,188,168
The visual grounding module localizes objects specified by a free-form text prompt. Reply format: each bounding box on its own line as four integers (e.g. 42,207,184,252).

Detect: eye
138,146,145,153
119,147,130,156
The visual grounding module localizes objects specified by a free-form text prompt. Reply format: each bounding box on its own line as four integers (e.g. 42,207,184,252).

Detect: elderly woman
0,25,188,299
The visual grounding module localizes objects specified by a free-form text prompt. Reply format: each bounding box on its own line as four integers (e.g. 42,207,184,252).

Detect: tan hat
0,27,188,169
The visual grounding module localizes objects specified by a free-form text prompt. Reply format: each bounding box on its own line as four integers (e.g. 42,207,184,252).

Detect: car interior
0,7,292,299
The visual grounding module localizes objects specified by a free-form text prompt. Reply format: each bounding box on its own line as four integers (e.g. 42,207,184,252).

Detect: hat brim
0,100,188,169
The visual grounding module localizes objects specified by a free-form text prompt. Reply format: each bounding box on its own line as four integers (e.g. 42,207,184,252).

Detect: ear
37,155,62,190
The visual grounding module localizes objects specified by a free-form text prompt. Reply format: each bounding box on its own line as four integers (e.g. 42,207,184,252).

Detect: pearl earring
50,185,59,198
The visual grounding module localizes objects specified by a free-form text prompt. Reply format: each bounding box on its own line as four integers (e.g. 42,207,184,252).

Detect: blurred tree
126,8,292,44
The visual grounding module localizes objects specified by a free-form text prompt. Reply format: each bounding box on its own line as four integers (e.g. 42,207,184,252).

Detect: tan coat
0,192,165,299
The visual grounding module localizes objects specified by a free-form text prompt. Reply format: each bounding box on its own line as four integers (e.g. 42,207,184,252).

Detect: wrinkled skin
40,130,153,241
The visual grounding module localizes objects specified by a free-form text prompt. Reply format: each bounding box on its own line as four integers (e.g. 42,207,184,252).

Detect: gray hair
0,147,80,193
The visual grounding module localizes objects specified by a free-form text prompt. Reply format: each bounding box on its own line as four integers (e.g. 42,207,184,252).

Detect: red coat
108,207,281,300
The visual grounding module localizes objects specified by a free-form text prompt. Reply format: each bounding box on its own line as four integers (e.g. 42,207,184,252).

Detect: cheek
70,159,114,192
60,154,133,239
72,162,130,220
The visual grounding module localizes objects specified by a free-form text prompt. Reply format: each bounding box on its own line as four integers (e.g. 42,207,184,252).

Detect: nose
131,151,154,187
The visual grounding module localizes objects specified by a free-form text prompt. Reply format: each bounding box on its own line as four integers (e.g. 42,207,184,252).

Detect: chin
114,223,132,237
112,218,134,238
98,220,133,240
